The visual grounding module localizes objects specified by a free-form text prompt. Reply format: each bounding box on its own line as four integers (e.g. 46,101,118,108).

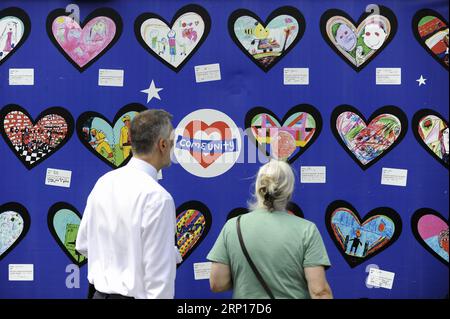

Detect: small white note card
9,68,34,85
301,166,326,183
283,68,309,85
45,168,72,188
367,268,395,289
195,63,221,83
157,170,163,180
381,168,407,187
376,68,401,85
193,262,212,280
98,69,124,87
9,264,34,281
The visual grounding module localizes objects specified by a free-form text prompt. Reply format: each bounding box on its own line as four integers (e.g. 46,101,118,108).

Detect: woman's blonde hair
249,160,295,212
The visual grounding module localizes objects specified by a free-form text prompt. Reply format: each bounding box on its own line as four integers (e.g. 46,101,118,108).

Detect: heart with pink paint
46,8,122,71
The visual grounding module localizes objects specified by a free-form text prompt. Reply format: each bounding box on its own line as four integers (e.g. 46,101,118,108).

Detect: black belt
94,289,134,299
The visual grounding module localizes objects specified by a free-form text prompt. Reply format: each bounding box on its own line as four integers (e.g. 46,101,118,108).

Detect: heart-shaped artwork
0,104,74,170
245,105,322,163
174,109,241,178
47,202,86,266
412,109,448,169
228,6,305,72
0,202,30,262
77,103,146,169
176,201,212,266
227,202,304,220
320,6,397,71
411,208,448,266
134,4,210,72
412,9,449,70
331,105,407,170
326,200,402,268
0,7,30,66
46,7,122,72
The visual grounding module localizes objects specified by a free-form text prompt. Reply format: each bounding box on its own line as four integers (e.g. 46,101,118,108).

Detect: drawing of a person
0,21,18,58
90,128,113,159
348,230,363,255
167,29,176,63
119,115,132,159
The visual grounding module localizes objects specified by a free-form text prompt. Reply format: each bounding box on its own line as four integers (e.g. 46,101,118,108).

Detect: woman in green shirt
207,160,333,299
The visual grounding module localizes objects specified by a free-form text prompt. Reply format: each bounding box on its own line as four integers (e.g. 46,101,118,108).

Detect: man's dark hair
130,109,173,155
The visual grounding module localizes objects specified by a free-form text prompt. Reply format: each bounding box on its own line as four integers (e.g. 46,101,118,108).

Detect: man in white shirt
76,109,179,299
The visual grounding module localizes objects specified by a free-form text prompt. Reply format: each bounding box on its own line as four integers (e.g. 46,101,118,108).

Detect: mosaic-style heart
412,9,449,70
320,6,397,72
47,202,86,266
0,7,30,66
245,105,322,163
411,208,448,266
76,103,146,169
135,4,210,72
46,7,122,72
326,200,402,268
412,109,449,169
0,202,30,262
227,202,304,220
176,201,211,266
0,104,74,170
228,6,305,72
331,105,407,170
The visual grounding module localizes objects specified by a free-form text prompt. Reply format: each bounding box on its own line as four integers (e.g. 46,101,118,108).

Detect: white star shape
416,75,427,86
141,80,163,103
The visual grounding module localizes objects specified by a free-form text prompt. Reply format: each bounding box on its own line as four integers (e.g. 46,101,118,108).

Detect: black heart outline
0,7,31,66
325,200,402,268
320,5,398,72
245,104,322,164
227,202,304,221
176,200,212,267
76,103,147,169
0,104,74,170
46,7,123,72
0,202,31,262
47,202,87,267
330,105,408,170
411,208,448,266
134,4,211,73
412,109,449,170
412,9,449,71
228,6,305,72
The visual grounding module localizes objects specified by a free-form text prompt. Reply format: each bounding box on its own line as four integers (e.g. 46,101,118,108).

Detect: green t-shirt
207,209,331,299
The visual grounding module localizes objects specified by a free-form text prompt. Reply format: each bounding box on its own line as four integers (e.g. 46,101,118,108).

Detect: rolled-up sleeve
141,196,177,299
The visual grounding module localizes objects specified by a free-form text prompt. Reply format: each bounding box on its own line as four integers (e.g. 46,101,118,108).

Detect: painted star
141,80,163,103
416,75,427,86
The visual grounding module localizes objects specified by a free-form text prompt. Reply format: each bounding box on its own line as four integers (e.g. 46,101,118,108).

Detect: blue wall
0,0,448,299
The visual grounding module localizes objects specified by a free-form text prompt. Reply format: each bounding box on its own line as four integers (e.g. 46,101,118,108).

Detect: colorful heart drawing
227,202,304,220
0,104,74,170
331,105,407,170
412,109,449,169
174,109,242,178
0,202,30,262
0,7,31,66
47,202,86,266
245,105,322,163
176,201,212,266
325,200,402,268
411,208,448,266
320,6,397,72
46,7,123,72
228,6,305,72
77,103,146,169
134,4,211,72
412,9,449,70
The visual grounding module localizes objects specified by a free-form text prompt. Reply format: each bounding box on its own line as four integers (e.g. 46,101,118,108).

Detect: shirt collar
127,157,158,181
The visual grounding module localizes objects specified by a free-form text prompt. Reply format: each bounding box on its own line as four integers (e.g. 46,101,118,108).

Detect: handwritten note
45,168,72,188
98,69,124,87
376,68,401,85
9,68,34,85
381,168,407,187
9,264,34,281
283,68,309,85
300,166,326,183
195,63,221,83
193,262,212,280
366,268,395,289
